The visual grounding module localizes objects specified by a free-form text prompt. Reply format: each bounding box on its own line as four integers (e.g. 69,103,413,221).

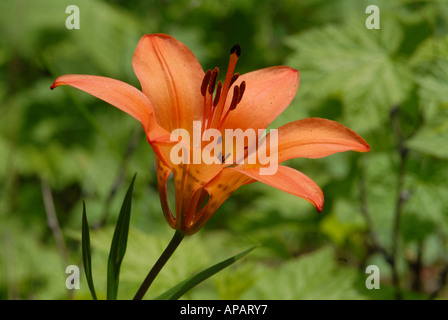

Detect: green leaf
107,173,136,300
285,17,413,134
407,61,448,158
406,119,448,159
403,159,448,235
81,201,97,300
361,152,397,249
241,247,367,299
155,245,258,300
410,35,448,68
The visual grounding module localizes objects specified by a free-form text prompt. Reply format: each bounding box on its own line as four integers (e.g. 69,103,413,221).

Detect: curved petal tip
50,81,59,90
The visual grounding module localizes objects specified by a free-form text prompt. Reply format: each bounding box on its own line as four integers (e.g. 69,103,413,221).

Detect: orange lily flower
51,34,370,235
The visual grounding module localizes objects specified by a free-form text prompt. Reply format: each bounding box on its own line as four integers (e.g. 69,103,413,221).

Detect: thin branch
41,178,73,299
359,105,412,300
409,240,424,292
41,179,69,264
358,163,393,264
390,105,411,300
430,262,448,299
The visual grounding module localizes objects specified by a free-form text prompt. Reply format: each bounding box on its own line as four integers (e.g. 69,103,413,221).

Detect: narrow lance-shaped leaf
107,173,137,300
155,245,258,300
82,201,98,300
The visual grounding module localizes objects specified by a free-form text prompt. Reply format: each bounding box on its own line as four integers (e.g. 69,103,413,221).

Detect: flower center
200,44,246,132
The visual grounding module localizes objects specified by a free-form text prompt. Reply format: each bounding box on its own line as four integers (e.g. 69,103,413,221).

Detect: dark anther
229,85,240,110
213,81,222,107
230,44,241,57
208,67,219,95
238,81,246,103
201,69,212,96
229,73,240,87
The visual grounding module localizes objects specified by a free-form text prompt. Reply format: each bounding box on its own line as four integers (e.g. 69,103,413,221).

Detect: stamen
201,69,212,96
229,85,240,111
205,70,219,130
201,69,213,132
208,67,219,95
213,81,222,107
230,44,241,57
238,80,246,103
229,73,240,87
217,81,245,130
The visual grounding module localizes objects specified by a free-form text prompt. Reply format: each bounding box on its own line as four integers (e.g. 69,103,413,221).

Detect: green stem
133,230,185,300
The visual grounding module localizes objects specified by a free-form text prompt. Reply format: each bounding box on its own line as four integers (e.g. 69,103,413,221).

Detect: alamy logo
170,121,278,175
65,265,80,290
365,5,380,30
65,5,80,30
365,265,380,289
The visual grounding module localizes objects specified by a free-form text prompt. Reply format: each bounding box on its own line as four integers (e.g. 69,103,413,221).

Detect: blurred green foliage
1,0,447,300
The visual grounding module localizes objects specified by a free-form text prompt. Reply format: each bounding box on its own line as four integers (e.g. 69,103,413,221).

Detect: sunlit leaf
407,117,448,159
155,245,258,300
410,35,448,67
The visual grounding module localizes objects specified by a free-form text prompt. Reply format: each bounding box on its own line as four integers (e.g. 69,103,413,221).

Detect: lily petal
50,74,169,141
155,158,176,229
258,118,370,164
232,165,324,212
132,34,205,133
222,66,299,131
